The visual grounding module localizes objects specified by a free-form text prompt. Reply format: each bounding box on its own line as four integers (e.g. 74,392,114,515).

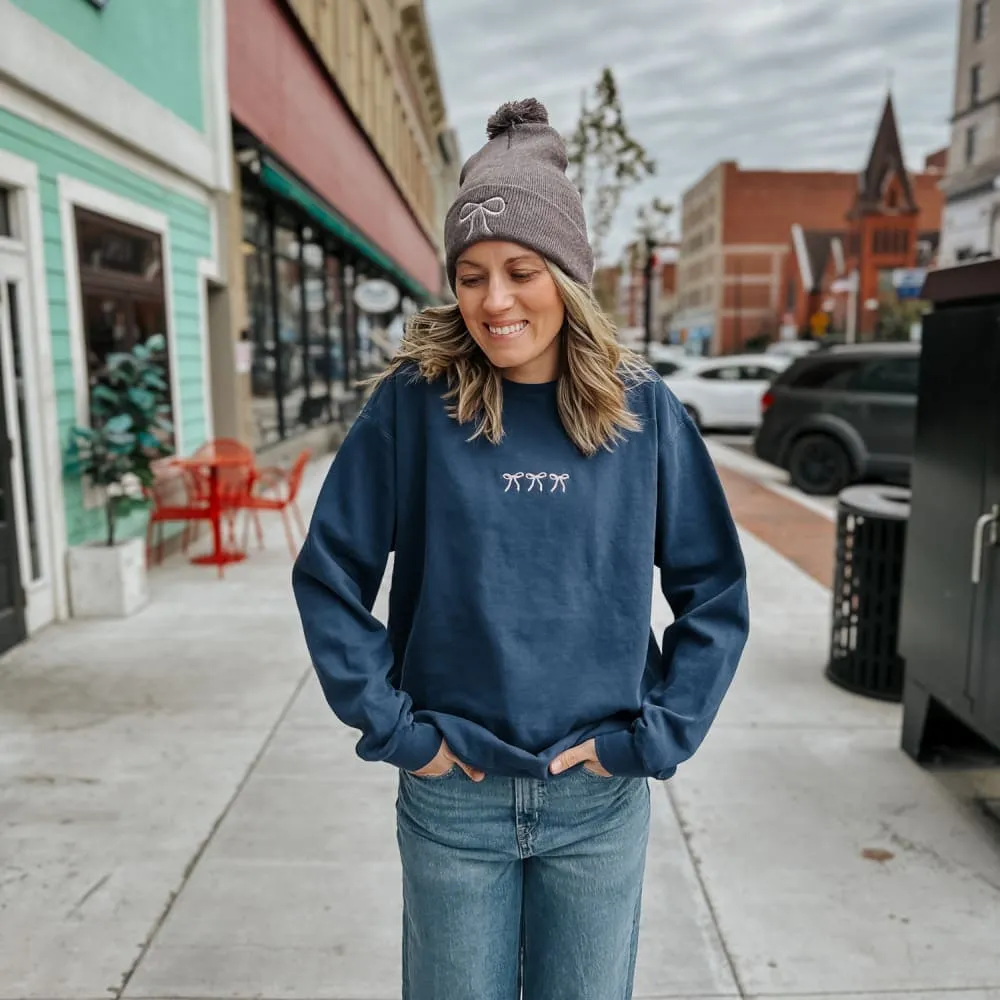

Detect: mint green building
0,0,231,646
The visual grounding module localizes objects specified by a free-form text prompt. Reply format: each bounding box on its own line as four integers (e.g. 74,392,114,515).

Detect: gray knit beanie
444,98,593,291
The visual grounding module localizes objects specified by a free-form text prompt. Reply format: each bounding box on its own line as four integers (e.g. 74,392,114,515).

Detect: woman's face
455,241,566,384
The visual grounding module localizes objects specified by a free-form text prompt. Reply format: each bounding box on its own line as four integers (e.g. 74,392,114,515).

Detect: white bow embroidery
549,474,569,493
525,473,549,492
503,472,525,492
458,196,507,238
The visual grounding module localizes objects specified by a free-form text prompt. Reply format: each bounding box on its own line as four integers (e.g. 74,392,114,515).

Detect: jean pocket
581,763,615,779
410,763,457,780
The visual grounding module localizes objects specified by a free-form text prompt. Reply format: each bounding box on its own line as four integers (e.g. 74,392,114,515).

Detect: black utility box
899,258,1000,762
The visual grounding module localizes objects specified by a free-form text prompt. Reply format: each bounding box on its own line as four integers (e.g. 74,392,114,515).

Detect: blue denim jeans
396,764,651,1000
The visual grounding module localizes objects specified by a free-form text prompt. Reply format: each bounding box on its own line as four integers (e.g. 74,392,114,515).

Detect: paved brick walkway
716,464,836,588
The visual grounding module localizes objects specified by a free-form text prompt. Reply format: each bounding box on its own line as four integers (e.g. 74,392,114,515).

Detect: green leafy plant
877,298,927,342
65,334,174,546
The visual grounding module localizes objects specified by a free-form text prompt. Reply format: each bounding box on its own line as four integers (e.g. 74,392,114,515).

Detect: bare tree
566,68,656,268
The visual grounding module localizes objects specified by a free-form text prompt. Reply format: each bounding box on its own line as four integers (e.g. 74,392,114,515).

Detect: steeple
848,91,918,218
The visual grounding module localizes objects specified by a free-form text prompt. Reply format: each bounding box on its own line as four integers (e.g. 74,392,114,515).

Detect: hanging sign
353,278,400,314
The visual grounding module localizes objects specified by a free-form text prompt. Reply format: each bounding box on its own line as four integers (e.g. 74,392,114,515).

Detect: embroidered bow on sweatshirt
292,368,750,780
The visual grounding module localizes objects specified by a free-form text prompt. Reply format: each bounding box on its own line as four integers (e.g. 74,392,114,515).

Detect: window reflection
74,209,174,452
237,173,411,448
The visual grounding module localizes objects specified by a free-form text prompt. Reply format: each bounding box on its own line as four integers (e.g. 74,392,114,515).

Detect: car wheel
683,405,703,432
788,434,852,495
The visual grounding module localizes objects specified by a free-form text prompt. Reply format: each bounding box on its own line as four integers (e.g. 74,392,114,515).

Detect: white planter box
67,536,149,618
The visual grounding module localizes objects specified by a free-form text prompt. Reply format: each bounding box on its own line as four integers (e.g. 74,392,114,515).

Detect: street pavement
708,433,839,521
2,451,1000,1000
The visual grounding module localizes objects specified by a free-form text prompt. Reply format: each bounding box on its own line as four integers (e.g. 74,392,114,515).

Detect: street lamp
643,233,656,356
635,197,673,356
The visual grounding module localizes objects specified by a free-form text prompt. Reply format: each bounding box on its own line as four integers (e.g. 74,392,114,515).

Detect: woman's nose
483,278,514,314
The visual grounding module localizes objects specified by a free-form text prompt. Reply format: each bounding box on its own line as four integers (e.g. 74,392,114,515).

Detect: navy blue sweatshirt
292,367,749,780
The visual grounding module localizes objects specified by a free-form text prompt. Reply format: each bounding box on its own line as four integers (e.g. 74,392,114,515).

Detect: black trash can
827,485,911,701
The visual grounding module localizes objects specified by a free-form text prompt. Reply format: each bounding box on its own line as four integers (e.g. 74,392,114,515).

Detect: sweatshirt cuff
385,721,442,772
595,730,648,778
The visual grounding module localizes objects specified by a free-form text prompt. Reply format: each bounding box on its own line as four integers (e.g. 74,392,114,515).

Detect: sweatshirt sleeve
291,394,442,773
596,382,750,779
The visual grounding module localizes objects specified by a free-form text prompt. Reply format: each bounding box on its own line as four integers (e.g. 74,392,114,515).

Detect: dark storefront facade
226,0,443,452
237,146,426,449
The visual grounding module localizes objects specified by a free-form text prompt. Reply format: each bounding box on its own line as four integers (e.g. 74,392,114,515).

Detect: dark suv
753,342,920,495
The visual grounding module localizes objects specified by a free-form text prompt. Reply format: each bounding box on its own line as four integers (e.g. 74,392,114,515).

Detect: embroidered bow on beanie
444,98,594,291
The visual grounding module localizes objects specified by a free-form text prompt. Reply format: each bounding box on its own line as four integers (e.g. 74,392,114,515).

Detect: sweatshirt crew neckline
501,375,558,396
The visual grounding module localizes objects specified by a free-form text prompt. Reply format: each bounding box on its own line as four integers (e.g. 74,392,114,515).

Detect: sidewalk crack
664,780,748,999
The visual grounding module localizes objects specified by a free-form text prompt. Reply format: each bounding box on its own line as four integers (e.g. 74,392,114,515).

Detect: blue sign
893,268,926,300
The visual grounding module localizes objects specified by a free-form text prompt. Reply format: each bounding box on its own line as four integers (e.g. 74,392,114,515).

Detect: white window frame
0,149,66,625
58,176,185,491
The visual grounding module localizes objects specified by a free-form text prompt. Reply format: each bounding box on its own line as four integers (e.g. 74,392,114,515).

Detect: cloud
425,0,957,261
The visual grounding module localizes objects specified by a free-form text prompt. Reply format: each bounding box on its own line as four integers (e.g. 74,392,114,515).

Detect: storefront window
353,265,378,379
342,263,359,386
299,231,332,428
243,253,280,447
238,169,413,449
273,221,307,437
325,254,346,395
351,267,404,378
74,208,174,451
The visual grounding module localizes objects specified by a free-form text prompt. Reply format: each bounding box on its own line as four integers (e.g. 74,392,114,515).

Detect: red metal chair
145,460,212,566
240,449,311,557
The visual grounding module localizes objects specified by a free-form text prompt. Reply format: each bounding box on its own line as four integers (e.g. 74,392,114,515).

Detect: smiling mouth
486,321,528,338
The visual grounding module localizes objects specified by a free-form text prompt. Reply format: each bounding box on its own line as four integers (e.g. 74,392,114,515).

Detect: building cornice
396,1,448,137
274,0,440,251
949,90,1000,125
942,158,1000,199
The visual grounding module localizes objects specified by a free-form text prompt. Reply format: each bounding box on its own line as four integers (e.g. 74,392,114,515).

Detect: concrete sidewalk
2,455,1000,999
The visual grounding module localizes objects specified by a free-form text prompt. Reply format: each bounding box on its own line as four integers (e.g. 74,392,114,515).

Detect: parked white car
646,342,700,378
663,354,791,431
765,340,821,359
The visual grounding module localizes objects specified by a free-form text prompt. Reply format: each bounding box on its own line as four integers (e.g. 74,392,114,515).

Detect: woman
292,98,749,1000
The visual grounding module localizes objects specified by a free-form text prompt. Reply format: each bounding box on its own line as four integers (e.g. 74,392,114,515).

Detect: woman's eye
512,272,536,281
458,276,483,287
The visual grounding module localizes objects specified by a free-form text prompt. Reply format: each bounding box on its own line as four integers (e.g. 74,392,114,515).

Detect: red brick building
676,164,858,354
784,96,946,339
676,95,946,354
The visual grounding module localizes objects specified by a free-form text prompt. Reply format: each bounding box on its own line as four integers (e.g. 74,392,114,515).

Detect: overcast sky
424,0,959,263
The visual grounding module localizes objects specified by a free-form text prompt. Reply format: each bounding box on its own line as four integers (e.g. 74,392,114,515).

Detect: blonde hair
367,261,652,456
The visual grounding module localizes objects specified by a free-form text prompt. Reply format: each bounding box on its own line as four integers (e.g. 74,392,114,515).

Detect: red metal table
174,452,252,577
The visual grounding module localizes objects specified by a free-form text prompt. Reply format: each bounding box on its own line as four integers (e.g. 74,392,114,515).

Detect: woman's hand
410,739,485,782
549,738,612,777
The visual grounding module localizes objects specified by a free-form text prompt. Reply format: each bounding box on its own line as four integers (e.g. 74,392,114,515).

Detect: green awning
259,158,433,304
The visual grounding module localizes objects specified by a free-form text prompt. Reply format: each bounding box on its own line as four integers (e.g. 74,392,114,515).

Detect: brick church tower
846,94,922,338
